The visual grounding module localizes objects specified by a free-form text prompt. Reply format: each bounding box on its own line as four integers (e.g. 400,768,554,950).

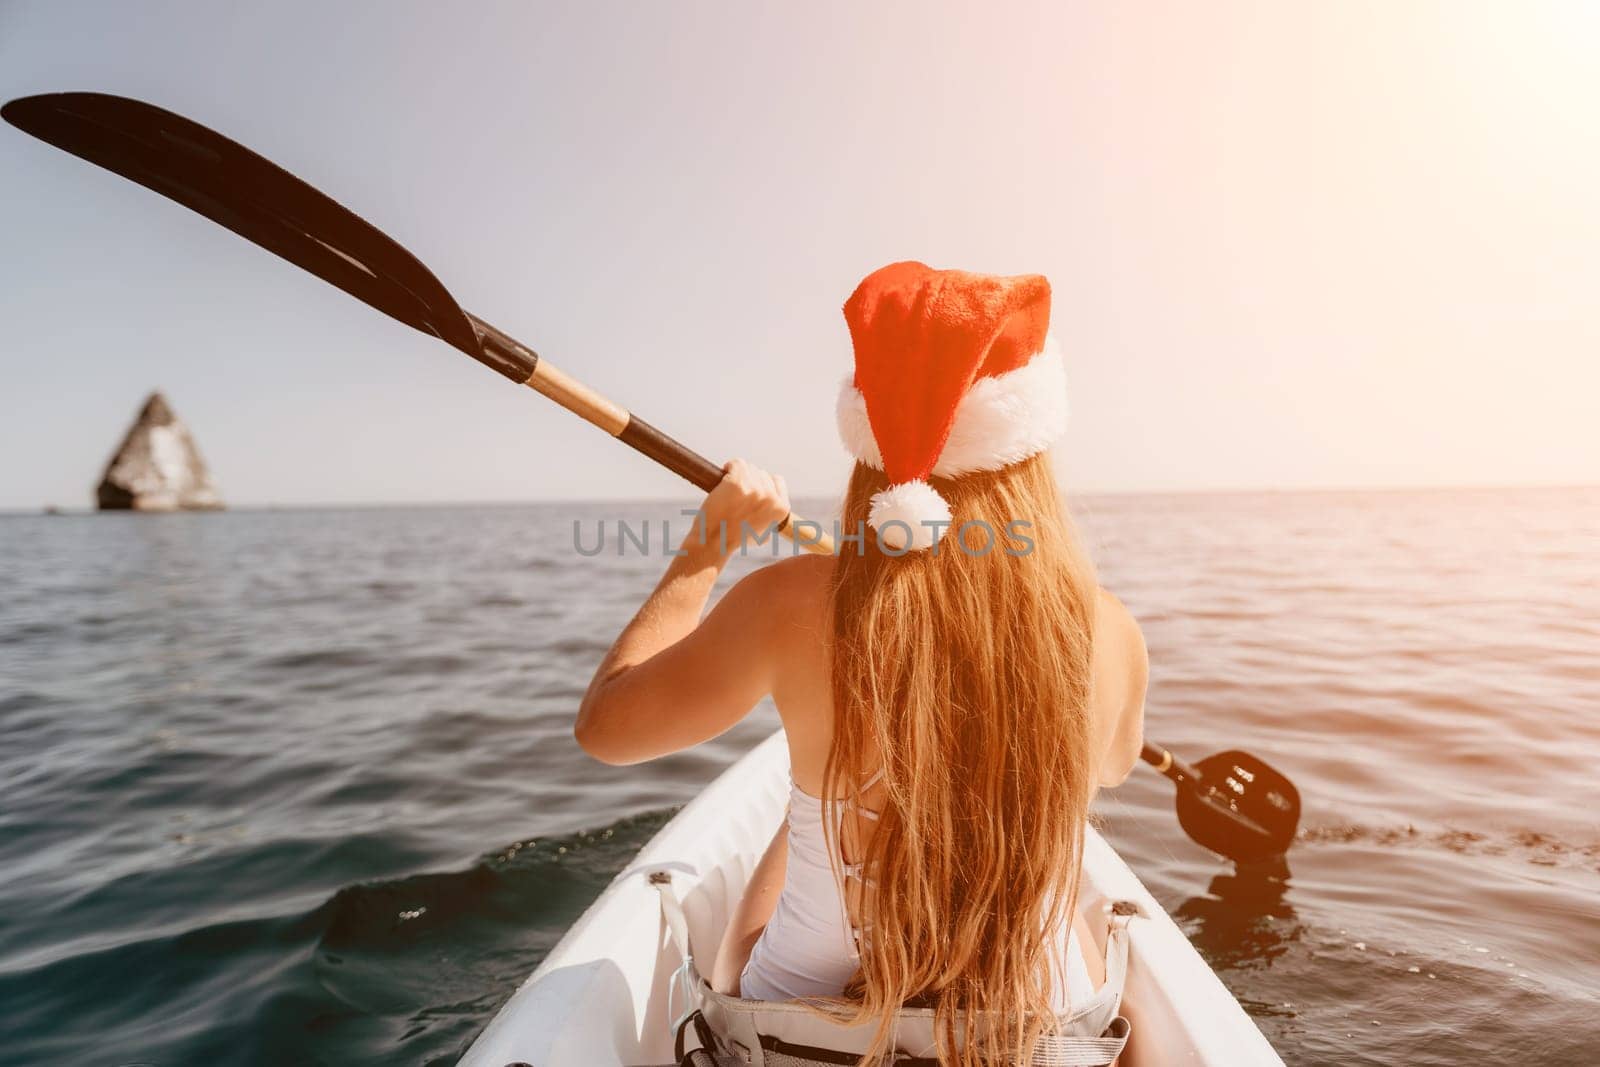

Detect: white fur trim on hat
836,336,1068,479
868,479,952,552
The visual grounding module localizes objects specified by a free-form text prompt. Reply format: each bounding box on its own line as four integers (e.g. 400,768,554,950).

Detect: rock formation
96,392,224,511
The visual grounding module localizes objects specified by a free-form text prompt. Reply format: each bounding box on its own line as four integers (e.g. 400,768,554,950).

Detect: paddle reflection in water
1173,861,1300,972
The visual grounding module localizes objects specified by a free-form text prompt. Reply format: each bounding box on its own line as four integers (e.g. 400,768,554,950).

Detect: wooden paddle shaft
1141,741,1201,785
468,313,836,556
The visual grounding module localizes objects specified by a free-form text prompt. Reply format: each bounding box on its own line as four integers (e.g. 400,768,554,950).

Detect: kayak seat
648,868,1134,1067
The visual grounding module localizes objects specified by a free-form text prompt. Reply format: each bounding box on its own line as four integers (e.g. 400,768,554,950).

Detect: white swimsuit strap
844,767,885,821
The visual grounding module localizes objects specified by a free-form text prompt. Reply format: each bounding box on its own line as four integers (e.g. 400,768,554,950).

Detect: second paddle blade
1177,749,1301,865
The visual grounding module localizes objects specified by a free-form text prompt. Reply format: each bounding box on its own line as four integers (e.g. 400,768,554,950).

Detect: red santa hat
837,261,1067,552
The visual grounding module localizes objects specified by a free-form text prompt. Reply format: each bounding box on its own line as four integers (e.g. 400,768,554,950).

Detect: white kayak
461,731,1283,1066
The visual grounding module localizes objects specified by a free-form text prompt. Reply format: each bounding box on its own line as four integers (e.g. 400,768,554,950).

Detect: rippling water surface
2,489,1596,1065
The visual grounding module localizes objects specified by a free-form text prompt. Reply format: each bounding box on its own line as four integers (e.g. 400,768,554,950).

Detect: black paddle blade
1176,749,1301,865
2,92,514,378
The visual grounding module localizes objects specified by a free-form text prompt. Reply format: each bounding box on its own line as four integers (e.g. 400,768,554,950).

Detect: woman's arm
574,459,793,765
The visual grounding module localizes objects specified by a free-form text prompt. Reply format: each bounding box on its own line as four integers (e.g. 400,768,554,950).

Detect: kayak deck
460,731,1282,1066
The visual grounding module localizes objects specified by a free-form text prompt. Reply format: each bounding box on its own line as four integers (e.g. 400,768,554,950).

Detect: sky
2,1,1597,509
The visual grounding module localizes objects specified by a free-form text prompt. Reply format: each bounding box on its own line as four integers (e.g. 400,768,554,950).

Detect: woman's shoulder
1092,587,1149,702
731,552,834,604
720,553,834,649
1093,588,1146,662
1090,587,1149,786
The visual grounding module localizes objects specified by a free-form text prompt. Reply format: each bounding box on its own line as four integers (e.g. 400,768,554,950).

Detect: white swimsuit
740,775,1095,1009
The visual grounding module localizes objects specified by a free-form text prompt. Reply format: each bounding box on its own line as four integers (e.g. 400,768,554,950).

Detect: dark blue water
2,490,1597,1065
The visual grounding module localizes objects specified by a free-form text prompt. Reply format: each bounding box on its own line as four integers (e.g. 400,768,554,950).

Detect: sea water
1,488,1596,1065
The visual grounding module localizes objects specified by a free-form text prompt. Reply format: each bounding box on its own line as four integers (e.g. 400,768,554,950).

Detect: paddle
1140,741,1300,864
1,91,834,555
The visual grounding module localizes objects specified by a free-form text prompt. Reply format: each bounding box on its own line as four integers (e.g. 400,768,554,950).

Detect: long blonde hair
823,453,1099,1067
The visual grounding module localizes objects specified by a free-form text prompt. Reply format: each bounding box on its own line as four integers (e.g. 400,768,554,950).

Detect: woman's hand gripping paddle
2,91,834,556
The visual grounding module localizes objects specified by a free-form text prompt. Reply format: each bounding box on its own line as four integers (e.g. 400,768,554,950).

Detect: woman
575,262,1147,1067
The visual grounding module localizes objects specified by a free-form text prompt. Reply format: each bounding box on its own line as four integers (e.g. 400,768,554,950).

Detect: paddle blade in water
1176,749,1301,864
1,92,503,375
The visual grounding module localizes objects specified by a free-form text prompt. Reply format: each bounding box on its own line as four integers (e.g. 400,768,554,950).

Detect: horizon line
5,478,1596,517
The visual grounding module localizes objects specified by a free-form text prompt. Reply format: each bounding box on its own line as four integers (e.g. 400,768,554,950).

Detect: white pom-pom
868,479,952,552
